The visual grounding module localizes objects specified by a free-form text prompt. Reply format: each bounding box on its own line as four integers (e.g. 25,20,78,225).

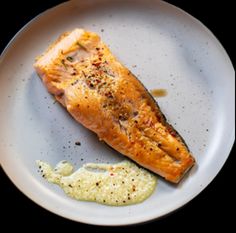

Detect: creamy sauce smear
37,160,157,206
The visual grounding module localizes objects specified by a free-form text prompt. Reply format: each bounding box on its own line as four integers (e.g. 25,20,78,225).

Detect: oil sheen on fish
34,29,195,183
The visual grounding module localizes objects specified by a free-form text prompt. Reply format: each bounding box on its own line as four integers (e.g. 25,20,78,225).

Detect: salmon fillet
34,29,195,183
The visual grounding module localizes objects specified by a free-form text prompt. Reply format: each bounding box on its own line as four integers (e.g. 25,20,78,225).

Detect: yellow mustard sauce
36,160,157,206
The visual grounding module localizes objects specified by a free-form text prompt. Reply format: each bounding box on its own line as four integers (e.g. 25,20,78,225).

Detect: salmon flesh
34,29,195,183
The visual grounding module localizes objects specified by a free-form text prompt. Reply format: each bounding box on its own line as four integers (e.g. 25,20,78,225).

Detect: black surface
0,0,234,230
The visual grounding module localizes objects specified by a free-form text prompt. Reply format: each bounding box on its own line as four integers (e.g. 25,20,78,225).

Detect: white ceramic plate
0,0,235,226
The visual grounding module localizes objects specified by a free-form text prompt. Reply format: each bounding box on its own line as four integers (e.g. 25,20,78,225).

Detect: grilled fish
34,29,195,183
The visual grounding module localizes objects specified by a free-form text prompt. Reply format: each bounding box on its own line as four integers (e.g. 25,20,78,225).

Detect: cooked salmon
34,29,195,183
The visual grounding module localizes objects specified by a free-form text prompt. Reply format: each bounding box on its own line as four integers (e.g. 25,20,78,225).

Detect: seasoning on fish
34,29,195,183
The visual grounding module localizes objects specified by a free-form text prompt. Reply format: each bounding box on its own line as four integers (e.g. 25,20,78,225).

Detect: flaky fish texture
34,29,195,183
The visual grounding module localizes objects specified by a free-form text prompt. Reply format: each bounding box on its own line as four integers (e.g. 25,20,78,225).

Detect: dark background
0,0,234,231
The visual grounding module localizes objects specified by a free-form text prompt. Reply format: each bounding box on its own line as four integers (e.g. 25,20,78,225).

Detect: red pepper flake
92,62,102,68
105,91,113,98
170,131,177,137
110,173,114,176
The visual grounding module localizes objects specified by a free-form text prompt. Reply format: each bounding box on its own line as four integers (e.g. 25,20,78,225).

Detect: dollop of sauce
36,160,157,206
150,89,168,98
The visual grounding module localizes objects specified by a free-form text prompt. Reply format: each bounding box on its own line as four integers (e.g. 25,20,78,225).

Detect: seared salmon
34,29,195,183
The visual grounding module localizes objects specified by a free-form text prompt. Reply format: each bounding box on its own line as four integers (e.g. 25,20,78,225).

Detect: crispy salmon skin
34,29,195,183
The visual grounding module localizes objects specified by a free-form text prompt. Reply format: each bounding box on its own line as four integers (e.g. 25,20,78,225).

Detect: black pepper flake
71,80,79,86
75,141,81,146
119,114,128,121
103,200,106,203
177,148,180,151
61,59,66,68
150,148,153,151
133,111,139,116
66,56,74,62
69,184,72,188
101,29,105,32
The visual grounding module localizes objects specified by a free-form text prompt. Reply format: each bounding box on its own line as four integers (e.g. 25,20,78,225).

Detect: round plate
0,0,234,226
